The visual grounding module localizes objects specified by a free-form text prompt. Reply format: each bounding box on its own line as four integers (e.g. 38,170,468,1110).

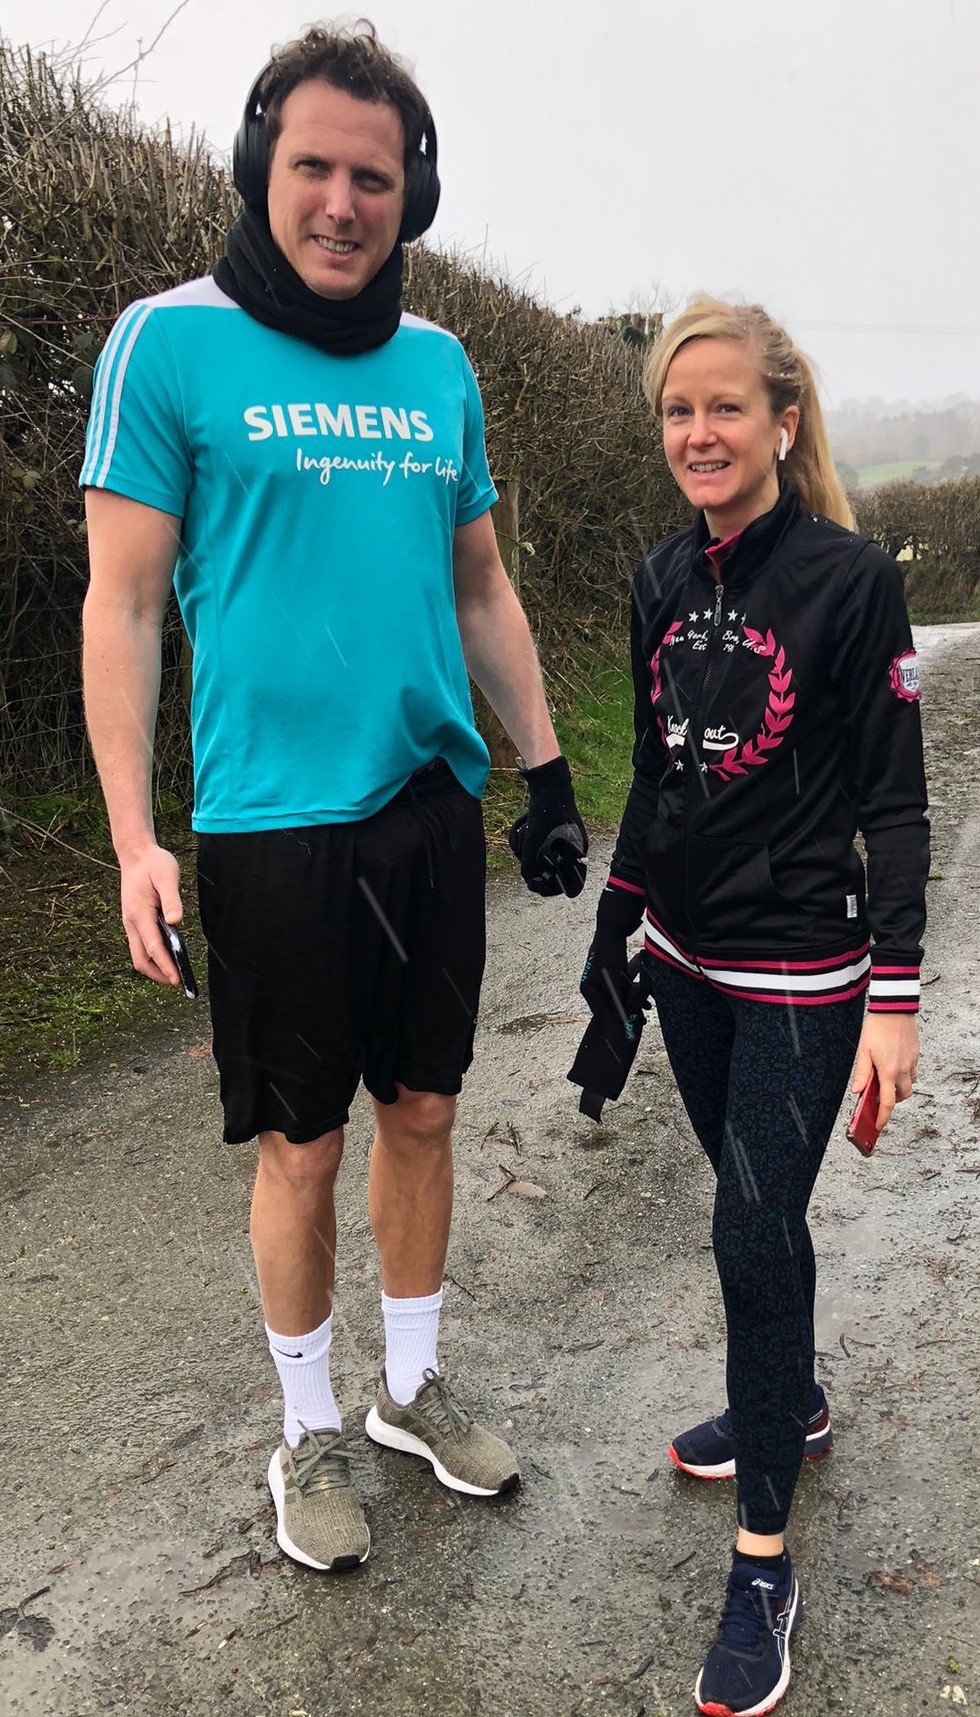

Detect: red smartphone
846,1070,881,1156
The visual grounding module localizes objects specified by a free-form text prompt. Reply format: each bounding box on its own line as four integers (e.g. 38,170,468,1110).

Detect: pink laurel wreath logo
709,626,796,780
649,621,684,750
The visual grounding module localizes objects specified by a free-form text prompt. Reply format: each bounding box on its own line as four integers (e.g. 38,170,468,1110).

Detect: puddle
497,1011,578,1036
1,1532,270,1707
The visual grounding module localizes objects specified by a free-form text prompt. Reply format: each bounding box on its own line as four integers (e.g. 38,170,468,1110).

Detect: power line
794,320,980,338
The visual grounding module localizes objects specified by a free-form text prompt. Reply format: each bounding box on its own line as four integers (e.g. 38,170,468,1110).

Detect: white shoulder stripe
83,281,238,487
91,305,154,488
400,309,454,338
83,303,152,485
82,303,147,484
149,276,237,309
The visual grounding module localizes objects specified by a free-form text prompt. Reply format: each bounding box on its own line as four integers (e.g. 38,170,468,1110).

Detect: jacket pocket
685,835,818,945
642,813,688,933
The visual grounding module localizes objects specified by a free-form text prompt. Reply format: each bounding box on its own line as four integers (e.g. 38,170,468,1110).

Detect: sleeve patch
889,650,920,703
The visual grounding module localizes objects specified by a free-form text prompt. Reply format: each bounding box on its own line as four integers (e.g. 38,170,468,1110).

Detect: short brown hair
259,19,430,167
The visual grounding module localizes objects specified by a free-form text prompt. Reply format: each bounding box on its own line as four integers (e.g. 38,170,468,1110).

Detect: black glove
507,754,588,897
580,882,645,1015
568,952,653,1121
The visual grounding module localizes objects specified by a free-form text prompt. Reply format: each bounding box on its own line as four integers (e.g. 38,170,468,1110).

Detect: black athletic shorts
197,761,487,1144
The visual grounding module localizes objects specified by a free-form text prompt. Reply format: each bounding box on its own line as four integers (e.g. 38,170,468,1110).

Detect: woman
580,299,928,1716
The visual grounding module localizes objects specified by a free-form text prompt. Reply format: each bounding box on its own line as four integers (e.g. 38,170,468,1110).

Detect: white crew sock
266,1312,341,1447
381,1287,444,1405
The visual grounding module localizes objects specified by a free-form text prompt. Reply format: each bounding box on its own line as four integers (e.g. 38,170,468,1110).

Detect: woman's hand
851,1012,919,1132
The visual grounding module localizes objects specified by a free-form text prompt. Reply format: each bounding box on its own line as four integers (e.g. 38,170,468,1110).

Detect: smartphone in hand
156,911,198,1000
538,824,588,898
846,1069,881,1156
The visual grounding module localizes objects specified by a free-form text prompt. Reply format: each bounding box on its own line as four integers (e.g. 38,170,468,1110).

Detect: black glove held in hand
569,951,652,1120
580,883,645,1014
507,754,589,897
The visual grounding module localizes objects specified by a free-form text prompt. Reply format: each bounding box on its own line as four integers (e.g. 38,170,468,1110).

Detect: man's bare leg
250,1128,344,1332
252,1127,369,1567
365,1085,519,1494
368,1087,455,1401
251,1128,347,1446
368,1088,455,1296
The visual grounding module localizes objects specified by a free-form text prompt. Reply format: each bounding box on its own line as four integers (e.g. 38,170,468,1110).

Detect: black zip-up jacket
606,484,929,1012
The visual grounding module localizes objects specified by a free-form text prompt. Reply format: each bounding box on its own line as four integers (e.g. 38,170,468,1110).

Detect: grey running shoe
365,1368,520,1497
267,1429,370,1571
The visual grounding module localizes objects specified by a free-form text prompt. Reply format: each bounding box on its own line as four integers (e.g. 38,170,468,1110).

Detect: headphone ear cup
233,72,272,210
398,124,440,244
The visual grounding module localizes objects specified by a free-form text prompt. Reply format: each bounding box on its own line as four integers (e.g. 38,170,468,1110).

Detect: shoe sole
693,1578,800,1717
364,1406,520,1498
669,1432,833,1482
267,1451,370,1572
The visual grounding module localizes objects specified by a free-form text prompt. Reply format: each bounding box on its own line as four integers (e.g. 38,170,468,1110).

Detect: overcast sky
4,0,978,405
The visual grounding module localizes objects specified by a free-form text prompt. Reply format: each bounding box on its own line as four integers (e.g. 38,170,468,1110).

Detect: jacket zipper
683,578,726,955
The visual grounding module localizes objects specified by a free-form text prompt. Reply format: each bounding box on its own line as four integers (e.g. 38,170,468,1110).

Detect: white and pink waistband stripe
642,909,877,1006
642,911,701,976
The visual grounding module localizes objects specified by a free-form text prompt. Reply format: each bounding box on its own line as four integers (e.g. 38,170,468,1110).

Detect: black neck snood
213,206,403,356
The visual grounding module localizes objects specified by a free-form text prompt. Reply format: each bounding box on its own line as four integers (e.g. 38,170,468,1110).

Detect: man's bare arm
82,488,185,985
452,511,559,767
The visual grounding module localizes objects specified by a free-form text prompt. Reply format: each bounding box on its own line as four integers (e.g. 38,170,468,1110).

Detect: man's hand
120,844,185,987
851,1012,919,1133
507,755,588,897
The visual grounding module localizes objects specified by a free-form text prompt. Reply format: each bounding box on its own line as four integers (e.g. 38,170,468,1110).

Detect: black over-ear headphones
232,65,441,244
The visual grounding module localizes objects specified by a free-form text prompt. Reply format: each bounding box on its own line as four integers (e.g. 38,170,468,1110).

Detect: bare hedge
852,478,980,620
0,41,683,797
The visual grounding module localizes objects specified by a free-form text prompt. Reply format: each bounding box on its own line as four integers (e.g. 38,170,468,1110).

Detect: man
80,21,586,1573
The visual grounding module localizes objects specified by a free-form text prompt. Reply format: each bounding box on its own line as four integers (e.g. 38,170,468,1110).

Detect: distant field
857,459,943,488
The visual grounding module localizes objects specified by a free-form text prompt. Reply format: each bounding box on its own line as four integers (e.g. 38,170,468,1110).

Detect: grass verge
0,789,199,1096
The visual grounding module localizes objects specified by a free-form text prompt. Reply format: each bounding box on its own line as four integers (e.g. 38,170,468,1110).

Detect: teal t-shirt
80,277,497,831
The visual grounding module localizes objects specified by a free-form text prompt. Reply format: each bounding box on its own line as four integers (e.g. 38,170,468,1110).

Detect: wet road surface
3,626,979,1717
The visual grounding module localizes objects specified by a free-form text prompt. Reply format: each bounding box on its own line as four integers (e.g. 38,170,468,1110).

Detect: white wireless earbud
778,428,789,462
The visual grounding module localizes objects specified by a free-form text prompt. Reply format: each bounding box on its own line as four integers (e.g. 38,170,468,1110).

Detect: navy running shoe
694,1551,801,1716
669,1386,832,1481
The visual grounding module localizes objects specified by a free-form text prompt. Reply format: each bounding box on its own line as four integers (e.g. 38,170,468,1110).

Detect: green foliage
596,310,663,350
857,460,943,488
481,647,635,866
937,453,980,481
0,805,198,1088
556,652,634,828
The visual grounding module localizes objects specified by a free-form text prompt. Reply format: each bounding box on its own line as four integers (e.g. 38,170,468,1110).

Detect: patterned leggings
644,956,865,1535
